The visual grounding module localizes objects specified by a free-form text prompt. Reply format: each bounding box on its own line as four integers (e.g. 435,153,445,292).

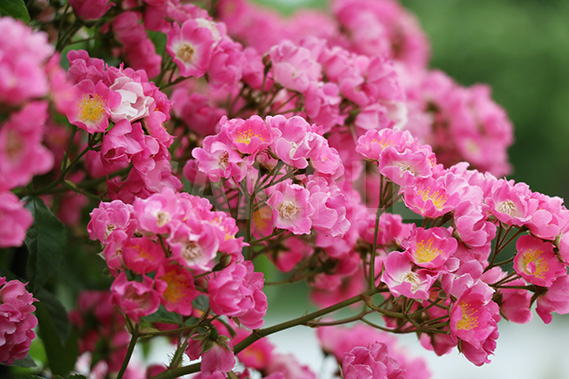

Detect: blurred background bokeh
245,1,569,378
253,0,569,200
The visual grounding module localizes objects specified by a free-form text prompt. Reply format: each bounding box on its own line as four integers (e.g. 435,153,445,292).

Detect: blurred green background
253,0,569,200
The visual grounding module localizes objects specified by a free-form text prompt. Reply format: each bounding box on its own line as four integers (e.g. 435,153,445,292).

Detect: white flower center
278,201,299,220
182,241,202,262
156,211,171,227
497,200,518,217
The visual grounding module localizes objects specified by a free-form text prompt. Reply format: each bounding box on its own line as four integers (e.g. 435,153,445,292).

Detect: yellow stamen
79,94,106,124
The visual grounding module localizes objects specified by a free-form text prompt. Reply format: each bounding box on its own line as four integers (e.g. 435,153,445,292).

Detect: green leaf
36,290,71,344
147,30,167,55
193,295,209,311
24,197,68,293
141,305,183,325
0,0,30,22
11,353,36,368
35,302,78,376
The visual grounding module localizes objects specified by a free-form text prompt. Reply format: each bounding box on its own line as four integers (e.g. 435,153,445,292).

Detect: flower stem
150,287,386,379
117,324,139,379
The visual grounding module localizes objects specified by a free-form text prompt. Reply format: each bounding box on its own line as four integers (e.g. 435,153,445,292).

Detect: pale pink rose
267,181,314,236
109,76,155,123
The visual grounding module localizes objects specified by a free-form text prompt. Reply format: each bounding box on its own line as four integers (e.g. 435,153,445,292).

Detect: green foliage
142,305,183,325
401,0,569,199
24,197,68,293
35,298,79,376
0,0,30,22
11,354,37,368
251,0,326,15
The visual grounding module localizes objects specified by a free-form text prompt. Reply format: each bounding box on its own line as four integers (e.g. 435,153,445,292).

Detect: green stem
117,324,139,379
369,176,383,289
150,287,385,379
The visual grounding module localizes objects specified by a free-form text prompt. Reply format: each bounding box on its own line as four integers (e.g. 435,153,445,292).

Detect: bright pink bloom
307,177,350,238
526,192,569,241
0,102,54,191
167,19,216,78
514,235,565,287
403,174,465,218
405,227,457,269
269,40,321,93
168,222,220,273
67,49,106,85
155,262,199,316
88,200,135,244
381,251,437,300
121,236,165,274
0,192,33,248
486,179,532,226
223,116,281,156
111,273,160,323
192,131,247,183
0,277,37,365
67,80,121,134
536,275,569,324
267,181,314,235
267,115,311,169
306,133,344,178
449,280,500,365
378,146,432,187
100,120,146,173
133,188,182,235
497,278,532,324
208,261,267,329
69,0,113,20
